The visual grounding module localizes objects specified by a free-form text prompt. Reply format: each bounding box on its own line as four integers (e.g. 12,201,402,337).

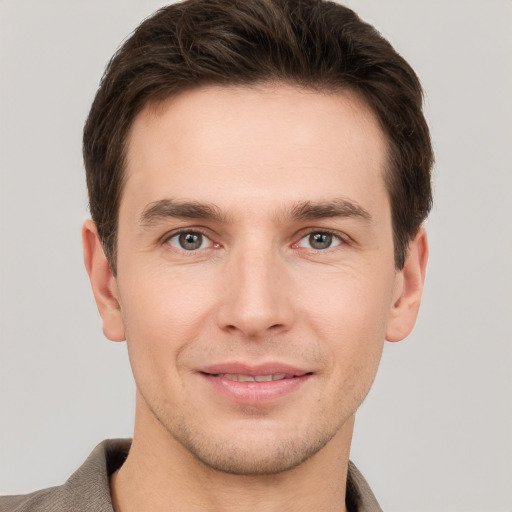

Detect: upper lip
199,362,311,377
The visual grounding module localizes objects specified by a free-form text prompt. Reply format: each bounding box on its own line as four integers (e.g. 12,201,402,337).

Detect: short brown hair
83,0,433,273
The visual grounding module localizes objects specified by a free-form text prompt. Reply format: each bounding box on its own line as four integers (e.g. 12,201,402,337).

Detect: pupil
179,232,202,250
310,232,332,249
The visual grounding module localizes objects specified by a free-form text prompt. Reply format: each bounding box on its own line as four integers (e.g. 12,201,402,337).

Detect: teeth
238,375,256,382
219,374,290,382
254,375,273,382
223,374,243,381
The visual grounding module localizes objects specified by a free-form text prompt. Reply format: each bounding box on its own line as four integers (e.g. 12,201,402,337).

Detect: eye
296,231,342,250
167,231,211,251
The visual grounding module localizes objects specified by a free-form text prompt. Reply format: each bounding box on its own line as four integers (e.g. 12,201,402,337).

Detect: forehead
122,84,389,218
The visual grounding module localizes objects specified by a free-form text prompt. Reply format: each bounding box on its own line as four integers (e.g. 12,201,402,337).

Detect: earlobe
386,228,429,342
82,219,126,342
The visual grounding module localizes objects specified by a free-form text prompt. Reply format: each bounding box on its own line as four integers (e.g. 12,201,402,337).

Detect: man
1,0,432,510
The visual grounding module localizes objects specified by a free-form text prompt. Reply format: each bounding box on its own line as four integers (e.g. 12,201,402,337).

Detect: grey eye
168,232,209,250
297,232,342,250
309,233,333,249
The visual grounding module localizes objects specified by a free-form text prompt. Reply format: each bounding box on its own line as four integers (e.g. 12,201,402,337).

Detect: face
85,84,426,475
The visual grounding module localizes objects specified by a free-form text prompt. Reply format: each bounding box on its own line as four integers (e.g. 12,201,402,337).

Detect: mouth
203,372,309,382
198,364,313,404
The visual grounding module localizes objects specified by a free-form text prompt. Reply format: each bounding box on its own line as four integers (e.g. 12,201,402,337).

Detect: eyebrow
287,198,372,223
140,199,228,226
139,197,371,227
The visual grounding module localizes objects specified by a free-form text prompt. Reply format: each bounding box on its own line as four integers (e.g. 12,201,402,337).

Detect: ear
82,219,126,342
386,227,429,342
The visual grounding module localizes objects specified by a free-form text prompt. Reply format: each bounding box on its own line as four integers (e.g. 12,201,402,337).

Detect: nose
216,247,294,339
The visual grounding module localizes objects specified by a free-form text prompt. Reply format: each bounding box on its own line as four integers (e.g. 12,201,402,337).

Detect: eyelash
163,228,218,252
293,229,347,251
162,228,348,253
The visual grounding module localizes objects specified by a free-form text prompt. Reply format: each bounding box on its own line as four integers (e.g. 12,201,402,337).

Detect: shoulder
0,486,63,512
346,460,383,512
0,439,130,512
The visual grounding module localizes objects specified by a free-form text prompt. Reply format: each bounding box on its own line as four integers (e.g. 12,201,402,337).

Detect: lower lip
200,373,311,405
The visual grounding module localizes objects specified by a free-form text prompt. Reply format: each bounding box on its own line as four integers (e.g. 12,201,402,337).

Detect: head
82,0,432,477
83,0,433,275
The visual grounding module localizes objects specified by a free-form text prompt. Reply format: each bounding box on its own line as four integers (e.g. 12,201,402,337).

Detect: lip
198,362,313,405
200,362,310,377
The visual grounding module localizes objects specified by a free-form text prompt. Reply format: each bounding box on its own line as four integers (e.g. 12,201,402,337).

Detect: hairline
107,80,401,275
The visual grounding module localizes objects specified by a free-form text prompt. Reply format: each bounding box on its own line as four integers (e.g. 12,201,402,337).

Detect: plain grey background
1,1,511,510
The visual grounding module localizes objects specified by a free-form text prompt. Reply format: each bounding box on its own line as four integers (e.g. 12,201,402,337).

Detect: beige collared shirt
0,439,382,512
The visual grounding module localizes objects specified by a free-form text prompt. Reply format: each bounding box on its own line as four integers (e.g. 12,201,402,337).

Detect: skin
83,84,428,512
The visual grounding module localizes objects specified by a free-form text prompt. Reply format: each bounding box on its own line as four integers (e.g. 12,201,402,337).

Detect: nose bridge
218,239,291,337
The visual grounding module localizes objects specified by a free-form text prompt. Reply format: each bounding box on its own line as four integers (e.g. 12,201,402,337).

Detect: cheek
117,269,217,373
301,266,394,336
120,259,215,327
316,293,387,413
300,268,394,381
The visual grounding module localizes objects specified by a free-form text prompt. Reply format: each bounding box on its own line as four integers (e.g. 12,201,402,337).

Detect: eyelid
292,228,349,249
162,227,219,250
160,226,349,251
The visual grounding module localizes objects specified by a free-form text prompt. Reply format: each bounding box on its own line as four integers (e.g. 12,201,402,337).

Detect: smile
212,373,295,382
199,364,313,405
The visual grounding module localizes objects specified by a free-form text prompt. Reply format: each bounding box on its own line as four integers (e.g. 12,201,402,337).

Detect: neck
111,395,353,512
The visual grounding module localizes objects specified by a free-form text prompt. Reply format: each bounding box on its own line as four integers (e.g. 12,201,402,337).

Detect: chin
182,437,328,475
165,416,342,476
